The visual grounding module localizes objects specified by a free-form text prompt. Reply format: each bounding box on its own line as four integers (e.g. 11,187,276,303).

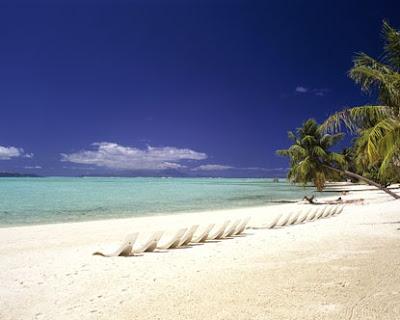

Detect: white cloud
192,164,233,171
192,165,289,172
312,88,330,96
61,142,207,170
24,165,42,169
62,166,96,170
295,86,331,96
295,86,308,93
0,145,33,160
246,167,288,172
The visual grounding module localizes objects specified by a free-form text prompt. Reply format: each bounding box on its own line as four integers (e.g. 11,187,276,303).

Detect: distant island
0,172,41,178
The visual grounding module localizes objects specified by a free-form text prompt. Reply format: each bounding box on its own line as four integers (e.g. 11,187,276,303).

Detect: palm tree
321,21,400,183
277,119,399,199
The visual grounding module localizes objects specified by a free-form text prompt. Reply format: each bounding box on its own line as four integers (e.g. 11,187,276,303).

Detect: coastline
0,201,295,230
1,186,399,319
0,177,339,228
0,181,390,231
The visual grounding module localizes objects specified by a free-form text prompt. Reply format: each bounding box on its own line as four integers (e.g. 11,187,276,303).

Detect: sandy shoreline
1,187,400,319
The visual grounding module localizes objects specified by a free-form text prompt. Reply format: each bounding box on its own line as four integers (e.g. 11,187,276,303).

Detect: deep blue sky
1,0,400,176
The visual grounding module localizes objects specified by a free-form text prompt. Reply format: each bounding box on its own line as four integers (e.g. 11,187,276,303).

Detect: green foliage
321,21,400,184
277,119,345,191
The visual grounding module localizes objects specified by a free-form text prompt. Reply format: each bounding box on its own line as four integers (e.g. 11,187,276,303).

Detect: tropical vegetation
276,119,399,199
276,119,344,191
278,21,400,199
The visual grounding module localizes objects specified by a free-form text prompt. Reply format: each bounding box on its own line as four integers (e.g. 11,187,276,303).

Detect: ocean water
0,177,326,227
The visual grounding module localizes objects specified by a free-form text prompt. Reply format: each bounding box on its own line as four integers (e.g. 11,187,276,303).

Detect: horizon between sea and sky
1,0,400,177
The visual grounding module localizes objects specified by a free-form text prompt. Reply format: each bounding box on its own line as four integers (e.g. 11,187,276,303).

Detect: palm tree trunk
324,165,400,199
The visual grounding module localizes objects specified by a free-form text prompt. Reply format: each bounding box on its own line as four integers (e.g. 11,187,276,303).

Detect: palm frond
302,135,317,146
327,152,346,168
276,149,289,157
287,131,296,142
366,118,398,161
379,145,395,179
378,123,400,156
312,146,327,158
321,105,391,133
382,20,400,71
320,132,345,148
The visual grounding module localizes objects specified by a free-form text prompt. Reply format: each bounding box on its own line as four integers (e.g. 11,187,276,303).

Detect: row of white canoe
93,204,345,257
93,217,251,257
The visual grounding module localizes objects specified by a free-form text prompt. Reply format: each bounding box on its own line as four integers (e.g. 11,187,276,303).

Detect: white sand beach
1,186,400,320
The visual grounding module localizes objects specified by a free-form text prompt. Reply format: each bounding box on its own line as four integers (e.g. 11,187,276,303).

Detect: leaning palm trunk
323,165,400,199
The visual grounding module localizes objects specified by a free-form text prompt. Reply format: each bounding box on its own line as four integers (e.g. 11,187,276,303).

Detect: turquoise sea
0,177,327,227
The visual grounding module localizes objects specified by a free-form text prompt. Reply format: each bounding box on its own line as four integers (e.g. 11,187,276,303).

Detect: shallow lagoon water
0,177,327,227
